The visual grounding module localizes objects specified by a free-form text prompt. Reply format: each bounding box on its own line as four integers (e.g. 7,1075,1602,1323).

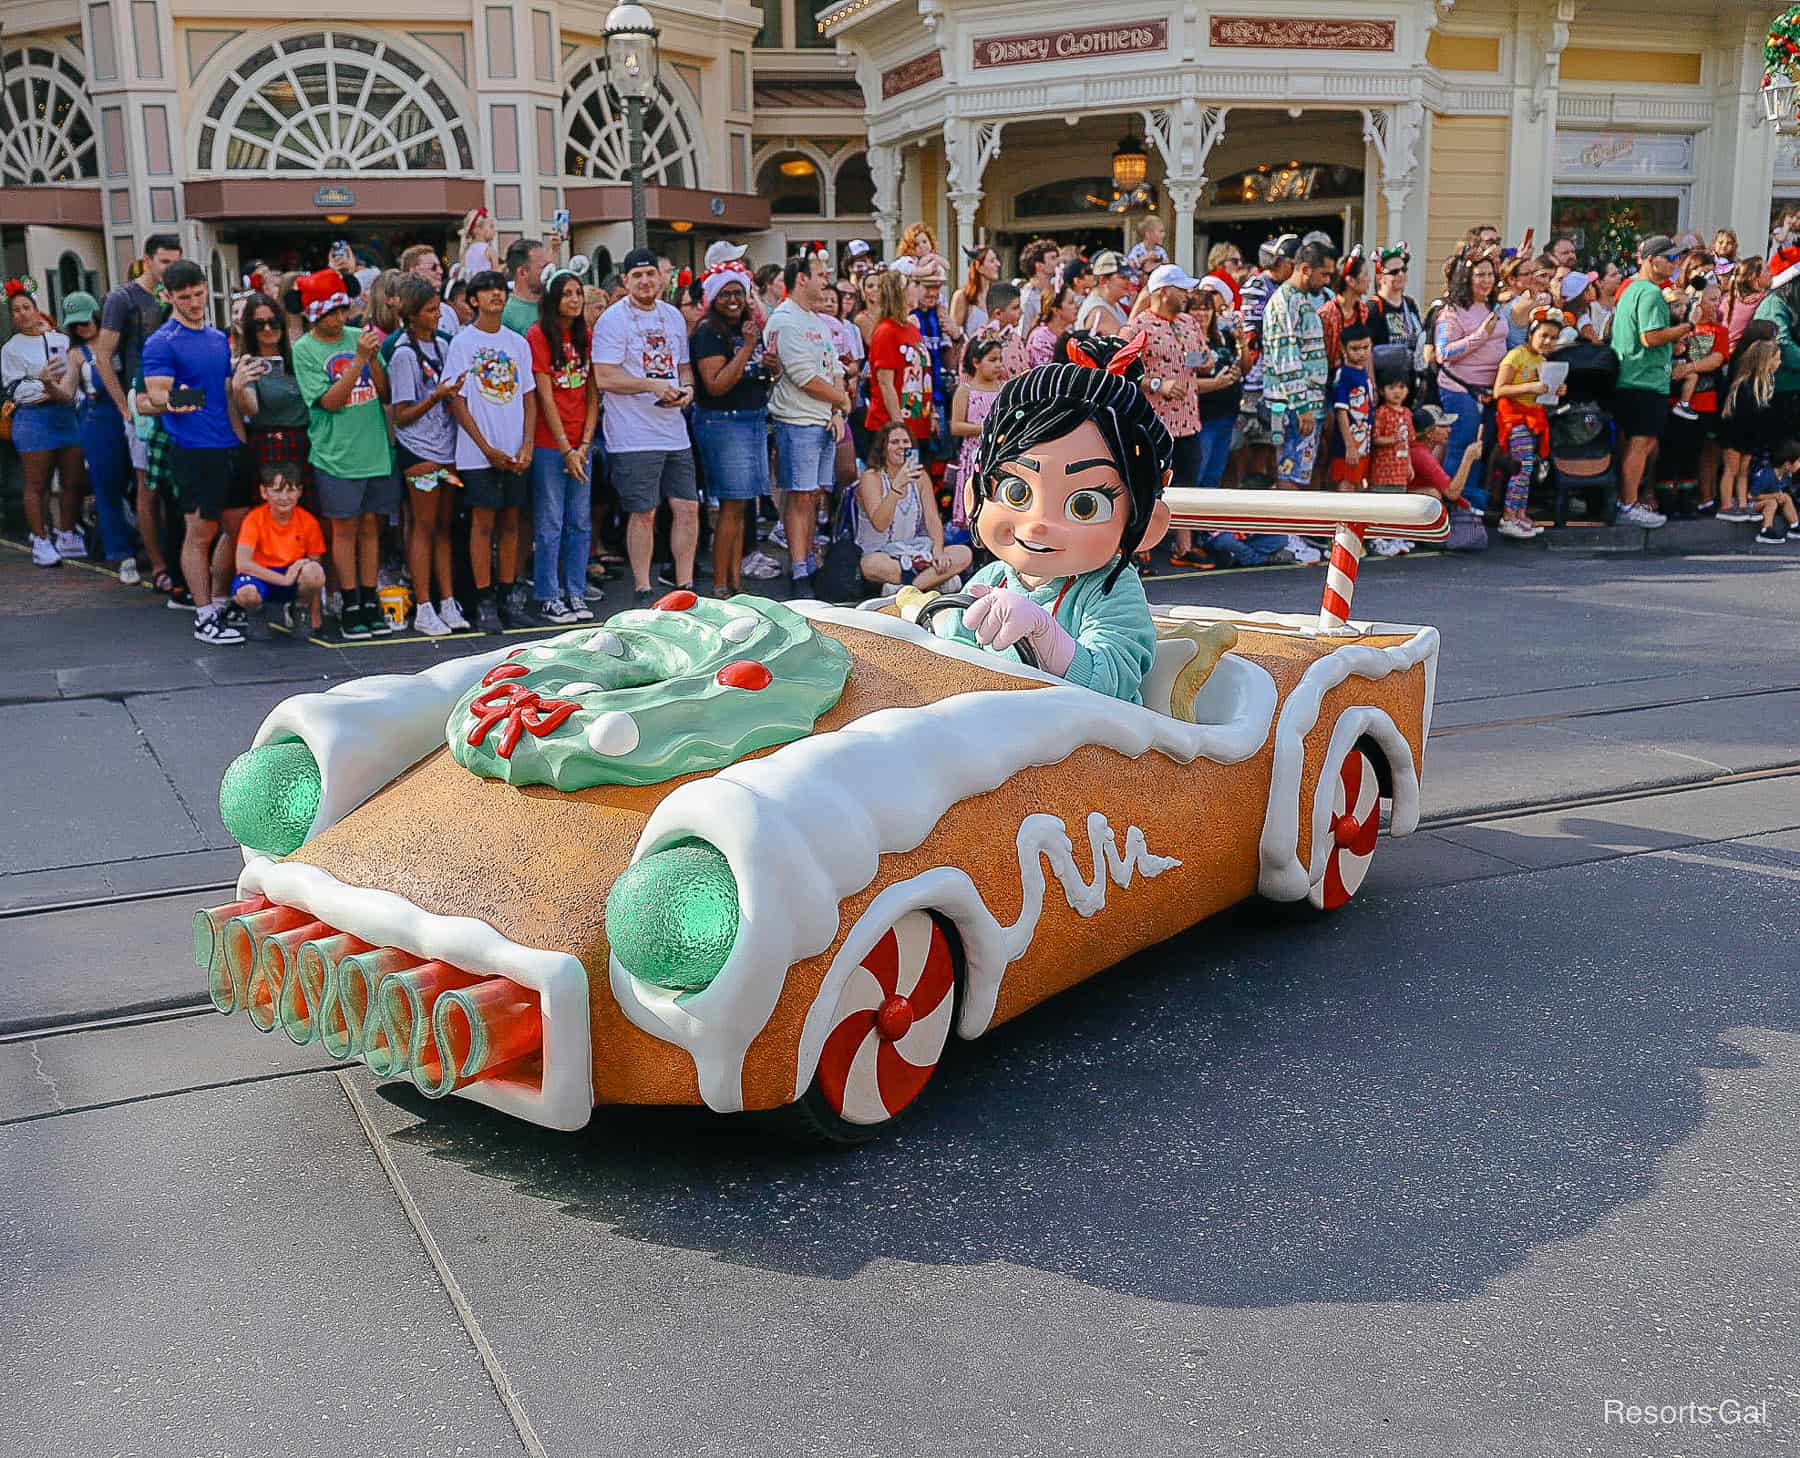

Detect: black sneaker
496,592,522,629
221,601,248,630
339,601,371,639
165,586,196,611
535,596,579,625
474,595,503,633
269,602,294,635
193,609,244,646
367,599,395,636
656,565,678,587
1755,528,1788,544
632,587,655,610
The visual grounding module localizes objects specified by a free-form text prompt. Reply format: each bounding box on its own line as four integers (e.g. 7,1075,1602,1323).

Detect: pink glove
963,583,1078,676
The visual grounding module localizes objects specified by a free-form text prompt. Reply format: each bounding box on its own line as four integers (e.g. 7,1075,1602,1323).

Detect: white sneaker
29,534,61,567
118,558,141,585
1286,534,1323,565
436,597,471,632
1497,518,1535,540
193,608,244,645
1616,502,1667,529
1369,536,1404,557
769,522,789,549
53,529,88,560
413,601,451,637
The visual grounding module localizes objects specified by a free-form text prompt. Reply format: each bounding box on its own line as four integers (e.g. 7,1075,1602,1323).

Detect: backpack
813,488,870,603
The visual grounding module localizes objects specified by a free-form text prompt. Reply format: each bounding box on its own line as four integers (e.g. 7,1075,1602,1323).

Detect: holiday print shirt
1261,281,1328,420
1122,310,1204,438
1370,403,1413,487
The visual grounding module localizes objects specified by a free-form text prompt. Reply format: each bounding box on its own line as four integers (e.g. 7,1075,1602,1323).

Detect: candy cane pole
1318,523,1367,633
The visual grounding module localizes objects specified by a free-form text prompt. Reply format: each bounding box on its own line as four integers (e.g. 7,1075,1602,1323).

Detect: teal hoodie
932,558,1157,705
1753,292,1800,392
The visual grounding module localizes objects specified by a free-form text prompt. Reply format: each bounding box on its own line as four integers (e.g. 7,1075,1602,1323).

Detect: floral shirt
1122,310,1203,438
1262,281,1328,420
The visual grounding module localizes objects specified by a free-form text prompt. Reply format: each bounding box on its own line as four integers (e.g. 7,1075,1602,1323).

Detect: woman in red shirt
527,270,599,622
865,268,933,446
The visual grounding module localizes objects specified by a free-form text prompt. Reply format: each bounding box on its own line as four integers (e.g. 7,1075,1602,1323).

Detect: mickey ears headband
1378,242,1411,266
1529,304,1568,328
539,256,591,289
962,245,988,263
4,275,39,300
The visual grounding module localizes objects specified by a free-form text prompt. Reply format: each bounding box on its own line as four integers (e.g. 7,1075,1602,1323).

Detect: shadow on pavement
381,843,1799,1309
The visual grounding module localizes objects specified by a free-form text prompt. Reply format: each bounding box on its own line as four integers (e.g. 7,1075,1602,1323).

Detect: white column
80,0,183,282
1705,18,1781,253
1144,102,1229,275
1504,0,1573,242
1164,180,1205,274
943,116,1003,264
1362,102,1424,248
867,141,904,260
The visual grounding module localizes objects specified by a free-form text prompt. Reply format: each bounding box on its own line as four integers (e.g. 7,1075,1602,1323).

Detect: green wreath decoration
1766,5,1800,73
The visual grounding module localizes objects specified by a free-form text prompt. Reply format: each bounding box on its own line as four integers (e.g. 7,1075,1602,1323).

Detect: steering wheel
911,591,1042,670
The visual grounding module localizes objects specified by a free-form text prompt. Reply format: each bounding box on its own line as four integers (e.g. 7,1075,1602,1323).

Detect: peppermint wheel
1309,747,1383,911
786,911,957,1143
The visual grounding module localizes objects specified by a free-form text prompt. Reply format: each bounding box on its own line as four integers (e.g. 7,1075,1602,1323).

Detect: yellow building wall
1560,47,1702,86
1426,115,1510,293
1426,34,1501,72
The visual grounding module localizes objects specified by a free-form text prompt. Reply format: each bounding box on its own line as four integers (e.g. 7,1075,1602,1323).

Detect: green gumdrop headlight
605,840,740,993
219,739,322,856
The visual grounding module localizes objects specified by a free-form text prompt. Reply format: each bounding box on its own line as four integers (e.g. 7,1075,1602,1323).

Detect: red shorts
1331,454,1369,486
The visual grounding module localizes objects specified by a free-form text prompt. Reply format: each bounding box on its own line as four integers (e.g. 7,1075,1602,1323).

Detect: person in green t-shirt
500,236,548,336
1608,235,1691,528
287,267,400,640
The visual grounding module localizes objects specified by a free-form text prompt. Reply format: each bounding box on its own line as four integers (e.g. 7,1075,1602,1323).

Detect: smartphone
903,447,920,468
258,357,284,377
1184,348,1212,370
168,386,206,408
552,207,571,236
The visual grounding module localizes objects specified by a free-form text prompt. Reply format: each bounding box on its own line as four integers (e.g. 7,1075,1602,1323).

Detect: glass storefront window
795,0,833,47
1550,195,1681,267
755,0,781,47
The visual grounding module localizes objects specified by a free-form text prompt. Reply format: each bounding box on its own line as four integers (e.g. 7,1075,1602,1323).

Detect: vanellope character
936,329,1173,704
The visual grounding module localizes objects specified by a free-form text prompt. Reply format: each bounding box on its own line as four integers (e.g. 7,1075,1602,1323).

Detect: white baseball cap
1146,263,1200,294
846,239,872,258
704,240,748,269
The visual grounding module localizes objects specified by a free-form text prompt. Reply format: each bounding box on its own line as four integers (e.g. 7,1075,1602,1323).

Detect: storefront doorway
217,220,454,278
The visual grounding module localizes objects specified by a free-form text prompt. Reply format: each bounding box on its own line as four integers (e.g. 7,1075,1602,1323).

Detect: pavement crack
26,1042,67,1112
118,697,207,839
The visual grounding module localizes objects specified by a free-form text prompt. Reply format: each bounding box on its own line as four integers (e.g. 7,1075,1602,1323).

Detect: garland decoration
1767,5,1800,73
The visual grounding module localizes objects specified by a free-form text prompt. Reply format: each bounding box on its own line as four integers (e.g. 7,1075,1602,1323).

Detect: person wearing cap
60,290,138,572
1124,263,1213,568
704,240,748,273
1752,243,1800,439
843,238,874,284
1610,234,1690,527
1076,252,1131,337
1559,270,1602,344
1407,403,1488,508
592,245,700,606
1261,240,1333,491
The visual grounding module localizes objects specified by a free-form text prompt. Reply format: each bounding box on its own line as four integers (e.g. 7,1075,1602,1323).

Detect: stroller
1536,340,1620,527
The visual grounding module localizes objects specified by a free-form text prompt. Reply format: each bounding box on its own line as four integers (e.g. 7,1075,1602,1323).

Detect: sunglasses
253,317,280,330
1381,265,1407,276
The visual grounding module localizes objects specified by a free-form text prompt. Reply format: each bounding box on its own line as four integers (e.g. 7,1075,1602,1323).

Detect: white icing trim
792,812,1180,1100
1256,627,1438,902
238,857,593,1131
244,645,513,863
605,662,1268,1113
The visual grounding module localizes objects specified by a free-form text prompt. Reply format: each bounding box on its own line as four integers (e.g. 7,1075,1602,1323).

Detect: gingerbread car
194,491,1447,1141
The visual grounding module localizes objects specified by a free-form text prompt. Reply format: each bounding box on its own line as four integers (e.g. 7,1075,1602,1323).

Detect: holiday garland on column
1767,5,1800,73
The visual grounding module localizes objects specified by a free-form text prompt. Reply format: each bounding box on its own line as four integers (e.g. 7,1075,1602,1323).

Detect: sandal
1168,550,1215,570
151,570,174,594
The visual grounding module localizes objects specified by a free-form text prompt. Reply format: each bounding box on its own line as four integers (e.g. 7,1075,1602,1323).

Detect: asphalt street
2,536,1798,1457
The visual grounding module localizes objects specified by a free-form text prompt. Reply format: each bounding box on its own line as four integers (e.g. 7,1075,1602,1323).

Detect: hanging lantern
1762,70,1797,127
1764,5,1800,130
1111,132,1148,193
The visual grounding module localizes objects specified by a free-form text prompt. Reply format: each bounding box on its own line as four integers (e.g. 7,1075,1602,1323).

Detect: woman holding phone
855,420,968,592
232,295,312,508
3,279,88,567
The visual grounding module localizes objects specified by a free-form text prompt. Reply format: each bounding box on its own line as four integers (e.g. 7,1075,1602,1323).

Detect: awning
0,185,104,229
183,177,487,222
565,185,771,233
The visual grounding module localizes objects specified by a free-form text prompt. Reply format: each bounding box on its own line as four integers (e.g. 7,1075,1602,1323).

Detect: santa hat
700,260,752,309
1773,245,1800,290
287,267,358,323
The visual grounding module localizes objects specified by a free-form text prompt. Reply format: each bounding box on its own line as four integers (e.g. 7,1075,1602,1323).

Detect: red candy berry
716,659,772,691
654,590,698,611
483,662,530,685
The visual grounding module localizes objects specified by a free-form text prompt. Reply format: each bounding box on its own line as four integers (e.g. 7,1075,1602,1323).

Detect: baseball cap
1559,271,1596,303
1411,404,1452,433
1092,250,1125,277
1638,234,1677,261
620,246,661,274
1146,263,1200,294
846,239,872,258
1271,233,1302,261
704,240,747,269
58,290,100,327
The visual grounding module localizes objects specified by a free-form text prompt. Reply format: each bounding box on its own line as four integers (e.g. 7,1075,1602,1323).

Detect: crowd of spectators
7,208,1800,649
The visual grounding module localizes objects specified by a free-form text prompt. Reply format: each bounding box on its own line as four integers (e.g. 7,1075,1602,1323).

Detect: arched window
756,152,823,216
0,41,99,184
563,54,700,187
834,152,875,216
194,31,473,174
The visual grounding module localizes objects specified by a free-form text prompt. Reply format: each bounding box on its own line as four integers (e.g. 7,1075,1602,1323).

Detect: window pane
795,0,832,48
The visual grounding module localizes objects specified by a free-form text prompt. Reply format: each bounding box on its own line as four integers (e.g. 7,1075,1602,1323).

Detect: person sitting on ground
1751,437,1800,544
231,460,327,633
856,421,971,594
1407,405,1486,506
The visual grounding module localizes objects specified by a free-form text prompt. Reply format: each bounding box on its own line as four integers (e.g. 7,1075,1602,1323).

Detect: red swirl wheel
1309,747,1383,911
793,910,957,1140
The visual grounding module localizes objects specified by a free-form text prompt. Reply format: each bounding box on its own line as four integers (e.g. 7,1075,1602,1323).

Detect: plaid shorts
144,418,176,499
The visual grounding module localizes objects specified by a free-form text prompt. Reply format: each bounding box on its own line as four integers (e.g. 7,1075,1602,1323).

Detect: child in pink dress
950,336,1005,526
1369,377,1415,489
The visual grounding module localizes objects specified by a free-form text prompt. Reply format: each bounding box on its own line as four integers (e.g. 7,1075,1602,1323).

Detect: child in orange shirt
232,460,328,633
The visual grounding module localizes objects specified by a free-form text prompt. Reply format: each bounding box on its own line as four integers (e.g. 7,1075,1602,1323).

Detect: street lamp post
604,2,661,252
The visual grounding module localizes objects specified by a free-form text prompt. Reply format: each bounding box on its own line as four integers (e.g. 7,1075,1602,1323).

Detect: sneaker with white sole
436,597,471,632
193,608,244,645
1496,518,1536,540
534,596,579,625
413,601,451,637
1616,502,1667,529
1671,403,1699,421
1369,536,1405,557
29,534,61,567
1286,534,1323,565
118,558,141,586
568,598,595,622
1755,528,1789,544
53,529,88,560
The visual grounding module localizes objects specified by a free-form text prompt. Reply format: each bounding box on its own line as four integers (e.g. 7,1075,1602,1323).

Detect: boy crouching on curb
231,459,328,634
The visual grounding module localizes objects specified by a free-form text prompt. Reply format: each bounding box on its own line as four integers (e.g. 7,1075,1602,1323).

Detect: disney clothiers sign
971,19,1169,69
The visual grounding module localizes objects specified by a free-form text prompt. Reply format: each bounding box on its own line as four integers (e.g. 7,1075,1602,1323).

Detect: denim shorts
10,402,80,453
692,408,771,500
773,419,835,493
